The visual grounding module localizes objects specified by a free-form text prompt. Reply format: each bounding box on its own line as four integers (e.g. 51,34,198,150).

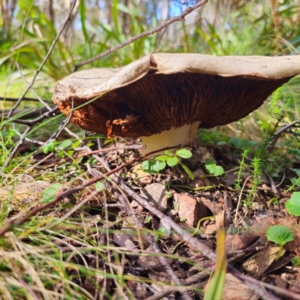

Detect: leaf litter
1,140,300,300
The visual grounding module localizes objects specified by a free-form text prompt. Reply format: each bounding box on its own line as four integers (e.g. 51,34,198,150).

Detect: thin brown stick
0,96,47,102
268,120,299,152
1,107,56,122
76,144,145,157
74,0,208,71
8,106,59,125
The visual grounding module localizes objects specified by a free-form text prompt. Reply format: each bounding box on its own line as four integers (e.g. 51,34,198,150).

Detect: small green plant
142,148,194,180
155,227,168,241
288,176,300,192
266,225,294,260
43,139,81,156
196,129,230,145
246,157,262,205
40,139,86,180
229,137,257,149
235,148,263,207
286,169,300,192
0,128,16,167
165,190,172,199
205,159,224,177
289,149,300,161
291,256,300,267
40,183,63,203
95,181,105,192
234,148,249,190
285,192,300,216
144,215,153,224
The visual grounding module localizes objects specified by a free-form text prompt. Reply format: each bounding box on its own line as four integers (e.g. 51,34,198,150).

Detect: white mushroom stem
141,121,200,155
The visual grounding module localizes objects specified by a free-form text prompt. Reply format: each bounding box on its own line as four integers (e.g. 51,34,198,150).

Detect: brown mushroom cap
52,53,300,138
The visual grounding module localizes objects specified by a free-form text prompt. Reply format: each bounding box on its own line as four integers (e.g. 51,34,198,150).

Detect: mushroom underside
54,72,291,138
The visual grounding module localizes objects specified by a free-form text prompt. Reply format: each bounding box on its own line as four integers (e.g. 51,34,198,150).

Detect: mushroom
52,53,300,153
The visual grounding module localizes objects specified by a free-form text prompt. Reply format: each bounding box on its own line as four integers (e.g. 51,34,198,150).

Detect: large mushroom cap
53,53,300,138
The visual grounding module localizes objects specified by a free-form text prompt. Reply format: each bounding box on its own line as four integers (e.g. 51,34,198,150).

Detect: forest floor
1,135,300,300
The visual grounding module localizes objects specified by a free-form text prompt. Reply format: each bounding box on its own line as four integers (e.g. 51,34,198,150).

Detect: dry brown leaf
242,246,283,278
222,273,259,300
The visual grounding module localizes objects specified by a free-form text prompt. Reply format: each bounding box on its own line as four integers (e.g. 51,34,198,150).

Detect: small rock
0,180,52,210
193,168,205,177
113,231,139,256
130,200,144,211
199,196,222,215
140,183,168,211
130,164,152,186
168,209,178,217
190,146,213,164
174,193,208,227
204,223,217,235
190,168,210,187
225,215,275,252
137,245,161,268
261,183,271,192
130,200,139,208
179,174,187,185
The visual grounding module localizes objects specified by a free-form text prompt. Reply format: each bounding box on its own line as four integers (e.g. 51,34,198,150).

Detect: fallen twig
144,266,214,300
268,120,300,152
264,170,279,195
76,144,146,158
0,96,47,102
13,106,58,126
0,107,51,121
